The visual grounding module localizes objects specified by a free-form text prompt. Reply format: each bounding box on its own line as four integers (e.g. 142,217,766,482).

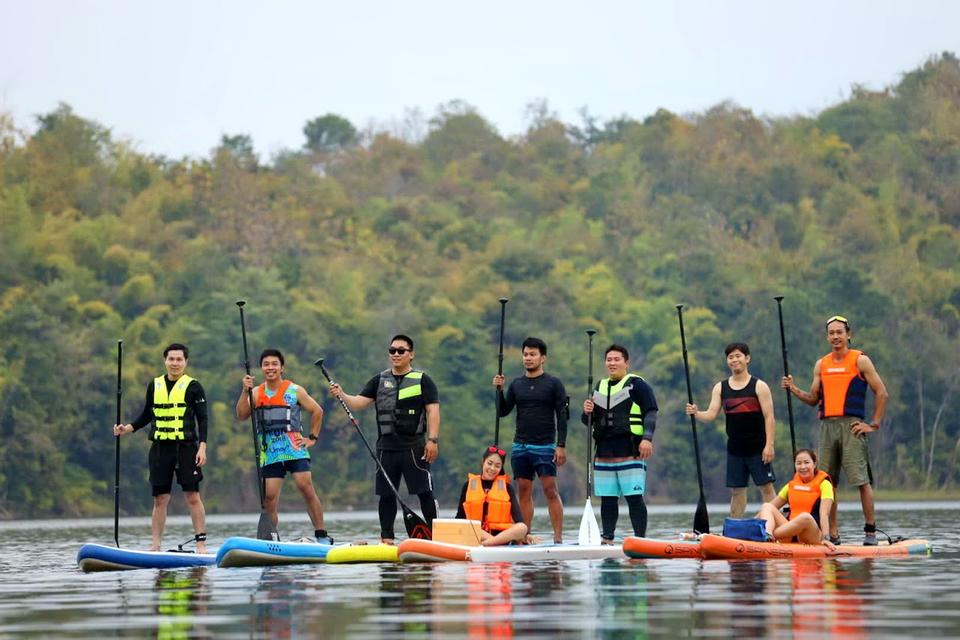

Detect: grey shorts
819,416,873,487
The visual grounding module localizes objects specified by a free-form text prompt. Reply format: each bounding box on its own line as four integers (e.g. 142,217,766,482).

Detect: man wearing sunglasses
329,335,440,544
492,337,568,543
781,315,888,545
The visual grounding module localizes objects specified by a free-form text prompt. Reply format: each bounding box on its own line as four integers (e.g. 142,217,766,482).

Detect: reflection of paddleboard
398,539,472,562
622,536,702,559
699,534,932,560
326,544,399,564
469,543,624,562
215,537,334,567
77,543,216,572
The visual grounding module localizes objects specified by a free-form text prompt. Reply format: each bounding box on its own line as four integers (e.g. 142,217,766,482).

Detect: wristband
307,433,318,441
427,437,438,444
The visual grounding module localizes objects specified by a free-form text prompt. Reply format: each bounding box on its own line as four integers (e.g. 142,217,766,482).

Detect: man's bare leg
151,493,171,551
541,475,564,543
184,491,207,553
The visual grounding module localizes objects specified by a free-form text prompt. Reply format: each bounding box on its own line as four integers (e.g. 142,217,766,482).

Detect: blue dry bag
722,518,769,542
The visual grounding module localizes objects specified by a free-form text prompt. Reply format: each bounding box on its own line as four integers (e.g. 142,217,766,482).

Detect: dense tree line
0,55,957,519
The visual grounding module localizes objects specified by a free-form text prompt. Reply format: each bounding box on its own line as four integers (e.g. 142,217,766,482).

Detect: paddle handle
676,306,705,495
774,296,797,457
237,301,266,509
114,339,122,548
494,297,508,447
585,330,596,497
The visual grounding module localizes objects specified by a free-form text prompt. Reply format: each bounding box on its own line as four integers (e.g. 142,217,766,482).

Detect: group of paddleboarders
687,315,887,546
113,313,886,550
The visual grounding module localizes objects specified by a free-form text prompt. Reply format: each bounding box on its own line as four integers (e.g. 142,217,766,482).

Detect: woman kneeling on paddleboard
758,448,837,550
455,447,528,546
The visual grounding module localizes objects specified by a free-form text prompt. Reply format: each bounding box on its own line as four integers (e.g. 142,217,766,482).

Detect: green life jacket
592,373,644,439
376,369,426,437
152,375,196,441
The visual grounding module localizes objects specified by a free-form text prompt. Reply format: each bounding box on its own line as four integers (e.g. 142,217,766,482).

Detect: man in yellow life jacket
114,343,208,553
329,334,440,544
455,447,528,545
782,315,888,545
581,344,660,543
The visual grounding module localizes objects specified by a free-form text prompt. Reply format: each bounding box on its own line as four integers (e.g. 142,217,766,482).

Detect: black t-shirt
497,373,568,446
722,376,767,456
359,370,439,451
581,376,659,458
455,477,524,529
131,376,208,443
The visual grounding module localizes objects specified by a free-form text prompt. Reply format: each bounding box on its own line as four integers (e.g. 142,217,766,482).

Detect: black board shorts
375,446,433,496
149,441,202,495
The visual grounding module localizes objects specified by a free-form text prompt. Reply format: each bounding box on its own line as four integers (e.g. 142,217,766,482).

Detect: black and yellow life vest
592,373,644,439
376,369,426,437
152,375,196,441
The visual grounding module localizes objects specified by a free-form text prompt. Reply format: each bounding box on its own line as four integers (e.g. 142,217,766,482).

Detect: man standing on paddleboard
236,348,332,544
686,342,777,517
781,315,888,545
493,336,569,543
582,344,659,543
114,343,208,553
329,334,441,544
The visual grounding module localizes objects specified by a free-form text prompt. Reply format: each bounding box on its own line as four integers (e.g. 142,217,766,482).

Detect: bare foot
196,543,208,554
381,538,395,545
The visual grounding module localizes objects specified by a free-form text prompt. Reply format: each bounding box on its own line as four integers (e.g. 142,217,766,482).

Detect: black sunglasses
388,347,410,355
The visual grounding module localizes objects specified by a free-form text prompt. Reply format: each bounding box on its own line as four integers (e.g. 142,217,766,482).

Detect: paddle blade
403,507,432,540
578,497,601,545
693,495,710,535
257,511,279,541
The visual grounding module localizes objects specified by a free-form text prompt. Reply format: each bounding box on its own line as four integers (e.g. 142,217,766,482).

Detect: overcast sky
2,0,957,159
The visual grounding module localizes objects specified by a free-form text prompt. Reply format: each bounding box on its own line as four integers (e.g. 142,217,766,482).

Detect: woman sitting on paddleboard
758,448,837,550
455,447,528,546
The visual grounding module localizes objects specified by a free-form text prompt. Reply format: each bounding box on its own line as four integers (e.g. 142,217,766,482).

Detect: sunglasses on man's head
388,347,410,355
825,315,850,329
487,446,506,457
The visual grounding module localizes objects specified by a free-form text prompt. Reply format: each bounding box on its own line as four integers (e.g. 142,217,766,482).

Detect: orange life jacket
786,470,831,521
462,474,514,533
818,349,867,419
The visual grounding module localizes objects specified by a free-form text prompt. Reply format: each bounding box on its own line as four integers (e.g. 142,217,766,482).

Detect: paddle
315,358,432,540
774,295,798,457
236,300,280,541
113,339,122,548
493,297,508,447
578,329,602,545
677,304,710,535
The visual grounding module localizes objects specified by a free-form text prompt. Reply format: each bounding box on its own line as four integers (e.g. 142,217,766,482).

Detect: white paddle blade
578,497,601,545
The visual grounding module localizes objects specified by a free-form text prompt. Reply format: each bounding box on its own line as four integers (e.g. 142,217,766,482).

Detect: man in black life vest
686,342,777,517
581,344,659,542
114,343,208,553
329,334,440,544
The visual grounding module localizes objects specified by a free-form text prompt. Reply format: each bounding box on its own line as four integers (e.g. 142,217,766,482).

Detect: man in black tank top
686,342,777,517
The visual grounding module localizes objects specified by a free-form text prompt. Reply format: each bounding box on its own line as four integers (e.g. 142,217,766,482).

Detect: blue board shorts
511,443,557,480
261,458,311,478
726,452,776,488
594,459,647,497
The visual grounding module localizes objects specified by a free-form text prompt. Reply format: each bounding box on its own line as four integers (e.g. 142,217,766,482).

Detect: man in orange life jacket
686,342,777,518
782,316,888,545
114,343,208,553
236,348,332,543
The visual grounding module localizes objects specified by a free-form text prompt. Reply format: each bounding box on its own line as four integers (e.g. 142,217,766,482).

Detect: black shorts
261,458,311,478
375,446,433,496
149,441,203,496
726,452,775,489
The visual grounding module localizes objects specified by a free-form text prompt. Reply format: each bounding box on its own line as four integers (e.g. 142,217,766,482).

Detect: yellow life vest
152,374,195,441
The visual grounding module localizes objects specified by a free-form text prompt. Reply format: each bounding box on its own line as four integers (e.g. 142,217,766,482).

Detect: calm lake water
1,502,958,638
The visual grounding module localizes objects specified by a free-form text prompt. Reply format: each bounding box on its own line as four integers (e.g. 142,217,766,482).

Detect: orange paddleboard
623,536,702,559
397,539,472,562
699,534,932,560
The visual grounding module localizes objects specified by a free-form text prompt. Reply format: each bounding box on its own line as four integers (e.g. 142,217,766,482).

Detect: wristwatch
427,437,439,444
307,433,318,441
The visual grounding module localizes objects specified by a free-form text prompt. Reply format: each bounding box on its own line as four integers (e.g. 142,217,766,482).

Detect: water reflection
154,567,208,640
790,560,868,638
596,559,649,640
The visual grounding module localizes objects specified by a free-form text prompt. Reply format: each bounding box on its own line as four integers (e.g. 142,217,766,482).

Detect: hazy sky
2,0,957,159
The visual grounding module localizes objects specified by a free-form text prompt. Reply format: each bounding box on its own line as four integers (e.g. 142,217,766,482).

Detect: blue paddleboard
77,543,216,572
216,536,336,567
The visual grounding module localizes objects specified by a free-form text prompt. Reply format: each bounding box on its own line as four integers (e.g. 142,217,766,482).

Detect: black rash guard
496,373,568,447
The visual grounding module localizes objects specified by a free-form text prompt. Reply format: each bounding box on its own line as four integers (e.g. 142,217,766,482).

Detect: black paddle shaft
677,305,710,534
114,339,122,548
236,301,266,509
315,359,431,539
494,297,508,447
774,296,798,457
585,329,597,498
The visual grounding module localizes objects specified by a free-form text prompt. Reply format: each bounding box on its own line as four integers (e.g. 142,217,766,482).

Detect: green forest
0,55,958,520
